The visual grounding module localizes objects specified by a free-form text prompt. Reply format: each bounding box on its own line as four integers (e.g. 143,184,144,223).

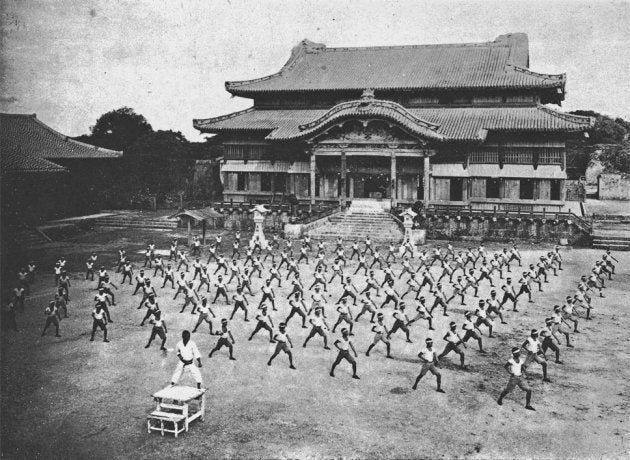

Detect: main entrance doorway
353,174,390,199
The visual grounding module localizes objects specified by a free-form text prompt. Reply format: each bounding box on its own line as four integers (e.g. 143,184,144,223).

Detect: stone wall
422,215,590,246
598,173,630,200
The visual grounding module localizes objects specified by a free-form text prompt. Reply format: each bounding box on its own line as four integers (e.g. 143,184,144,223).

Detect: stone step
592,233,630,240
593,243,630,251
326,220,398,226
92,220,177,225
314,230,401,236
92,219,179,229
308,207,403,242
592,233,630,241
592,240,630,247
592,224,630,230
329,216,393,222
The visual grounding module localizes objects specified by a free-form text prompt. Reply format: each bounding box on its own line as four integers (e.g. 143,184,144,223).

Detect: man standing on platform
171,330,203,389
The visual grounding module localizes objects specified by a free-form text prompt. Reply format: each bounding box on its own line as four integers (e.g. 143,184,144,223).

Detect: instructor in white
171,330,203,389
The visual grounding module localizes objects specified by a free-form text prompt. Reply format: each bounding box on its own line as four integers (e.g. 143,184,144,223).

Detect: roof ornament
358,89,375,109
301,39,326,54
360,88,375,101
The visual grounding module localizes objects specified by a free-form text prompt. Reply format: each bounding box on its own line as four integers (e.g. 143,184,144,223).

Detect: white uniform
171,339,203,384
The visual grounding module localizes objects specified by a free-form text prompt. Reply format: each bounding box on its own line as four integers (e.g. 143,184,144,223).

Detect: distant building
195,33,593,212
1,113,122,221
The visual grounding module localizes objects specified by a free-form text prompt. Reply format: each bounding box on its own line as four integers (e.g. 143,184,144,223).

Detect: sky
1,0,629,141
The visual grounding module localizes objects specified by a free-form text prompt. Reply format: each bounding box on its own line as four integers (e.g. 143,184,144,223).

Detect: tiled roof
225,34,565,95
193,105,593,143
1,113,121,173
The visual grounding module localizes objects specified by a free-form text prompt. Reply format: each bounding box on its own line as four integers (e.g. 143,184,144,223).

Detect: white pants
171,362,203,384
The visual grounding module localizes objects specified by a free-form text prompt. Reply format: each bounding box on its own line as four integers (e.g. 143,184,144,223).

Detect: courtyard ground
1,227,629,459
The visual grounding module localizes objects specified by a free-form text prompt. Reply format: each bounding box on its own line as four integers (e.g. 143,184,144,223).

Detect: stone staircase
308,200,404,242
91,213,179,230
592,215,630,251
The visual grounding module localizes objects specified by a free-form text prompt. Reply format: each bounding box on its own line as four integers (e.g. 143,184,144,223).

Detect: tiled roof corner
193,107,257,130
508,65,566,83
226,38,323,91
536,104,594,127
26,115,122,158
1,113,121,174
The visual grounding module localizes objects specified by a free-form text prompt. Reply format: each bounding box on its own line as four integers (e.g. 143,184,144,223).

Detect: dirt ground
1,228,629,459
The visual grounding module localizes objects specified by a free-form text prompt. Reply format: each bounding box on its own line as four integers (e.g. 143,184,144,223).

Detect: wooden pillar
310,152,316,204
390,150,397,207
340,150,347,207
202,220,207,245
423,155,431,203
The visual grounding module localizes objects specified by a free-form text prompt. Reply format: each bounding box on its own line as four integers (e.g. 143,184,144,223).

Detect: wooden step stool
147,410,186,437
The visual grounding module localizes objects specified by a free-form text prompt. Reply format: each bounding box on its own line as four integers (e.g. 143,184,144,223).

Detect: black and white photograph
1,0,629,458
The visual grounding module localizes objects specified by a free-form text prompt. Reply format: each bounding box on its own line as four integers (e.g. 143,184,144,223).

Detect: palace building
194,33,593,212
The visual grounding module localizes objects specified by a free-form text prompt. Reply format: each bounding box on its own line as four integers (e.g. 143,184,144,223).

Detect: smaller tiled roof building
1,113,120,172
195,33,593,212
1,113,122,221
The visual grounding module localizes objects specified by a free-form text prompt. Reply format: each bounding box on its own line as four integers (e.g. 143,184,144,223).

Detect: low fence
388,202,592,245
177,202,340,233
422,216,590,245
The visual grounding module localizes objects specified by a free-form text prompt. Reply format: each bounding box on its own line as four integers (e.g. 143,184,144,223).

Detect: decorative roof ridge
298,96,441,132
26,115,122,157
322,40,506,53
536,104,594,126
226,72,284,90
193,107,256,128
507,64,566,82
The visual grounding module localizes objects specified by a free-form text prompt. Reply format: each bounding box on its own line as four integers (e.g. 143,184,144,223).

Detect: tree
126,129,190,158
570,110,627,144
566,110,630,177
87,107,153,151
125,130,194,193
600,144,630,174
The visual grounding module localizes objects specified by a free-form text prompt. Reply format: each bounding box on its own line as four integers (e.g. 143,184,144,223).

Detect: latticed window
470,150,499,163
224,144,268,160
538,149,562,164
504,149,533,164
